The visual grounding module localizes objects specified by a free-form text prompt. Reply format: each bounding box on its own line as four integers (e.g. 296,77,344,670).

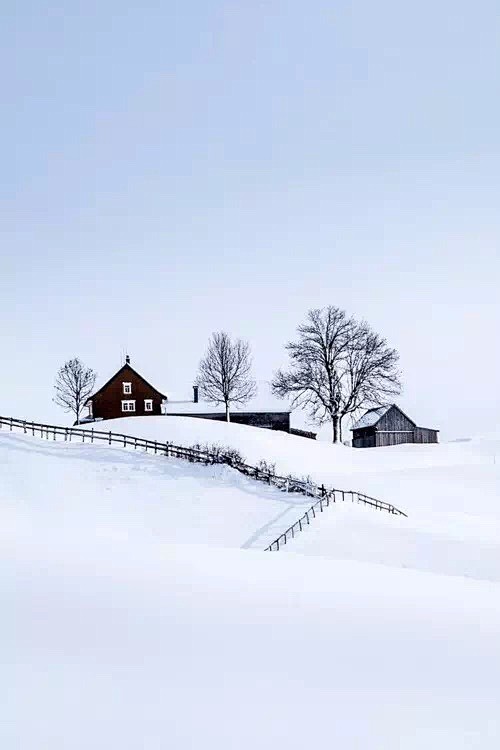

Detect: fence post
23,421,27,434
109,431,111,445
10,417,13,431
154,441,157,455
91,429,94,443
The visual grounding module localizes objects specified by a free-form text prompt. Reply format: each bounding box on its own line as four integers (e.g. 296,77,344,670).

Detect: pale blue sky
2,0,499,438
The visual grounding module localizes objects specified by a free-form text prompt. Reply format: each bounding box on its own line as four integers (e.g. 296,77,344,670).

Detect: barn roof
351,405,392,430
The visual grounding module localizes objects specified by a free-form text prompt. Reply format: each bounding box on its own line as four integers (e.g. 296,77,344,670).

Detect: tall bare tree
272,306,402,443
272,307,354,442
53,358,97,424
197,331,256,422
338,322,402,441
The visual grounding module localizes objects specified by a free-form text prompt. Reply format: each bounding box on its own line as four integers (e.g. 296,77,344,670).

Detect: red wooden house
85,356,167,421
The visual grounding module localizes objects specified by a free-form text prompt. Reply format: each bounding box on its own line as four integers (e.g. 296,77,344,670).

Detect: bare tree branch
197,332,257,421
53,358,97,424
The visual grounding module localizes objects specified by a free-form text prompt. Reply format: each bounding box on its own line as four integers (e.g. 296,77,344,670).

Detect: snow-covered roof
166,382,291,415
164,400,289,415
352,405,392,430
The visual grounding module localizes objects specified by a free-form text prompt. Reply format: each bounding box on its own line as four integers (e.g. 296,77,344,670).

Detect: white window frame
123,382,132,395
121,400,136,412
144,399,153,412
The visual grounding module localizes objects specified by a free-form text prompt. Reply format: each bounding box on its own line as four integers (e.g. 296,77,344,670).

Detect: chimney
193,384,199,403
125,354,130,365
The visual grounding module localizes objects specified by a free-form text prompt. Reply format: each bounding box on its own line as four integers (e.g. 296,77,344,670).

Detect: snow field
0,431,312,551
90,417,500,582
3,539,500,749
2,418,500,746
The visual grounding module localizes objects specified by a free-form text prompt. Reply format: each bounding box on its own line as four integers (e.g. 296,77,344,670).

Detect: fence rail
0,415,407,550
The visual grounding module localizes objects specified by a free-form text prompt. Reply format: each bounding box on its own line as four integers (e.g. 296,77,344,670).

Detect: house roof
351,405,393,430
86,362,167,403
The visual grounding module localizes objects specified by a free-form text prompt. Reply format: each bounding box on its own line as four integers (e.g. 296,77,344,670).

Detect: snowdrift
3,539,500,749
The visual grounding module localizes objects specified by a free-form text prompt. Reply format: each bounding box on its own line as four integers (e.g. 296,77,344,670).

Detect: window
121,400,136,412
123,382,132,394
144,399,153,412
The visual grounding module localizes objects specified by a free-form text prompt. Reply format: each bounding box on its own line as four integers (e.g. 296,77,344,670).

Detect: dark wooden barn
84,356,167,421
351,404,439,448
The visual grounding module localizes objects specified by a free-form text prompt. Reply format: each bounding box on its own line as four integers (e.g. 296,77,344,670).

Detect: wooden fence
0,415,407,550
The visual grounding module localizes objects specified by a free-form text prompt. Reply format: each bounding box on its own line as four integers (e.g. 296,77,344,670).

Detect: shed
351,405,439,448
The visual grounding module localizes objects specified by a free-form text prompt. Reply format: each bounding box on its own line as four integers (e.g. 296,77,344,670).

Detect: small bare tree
272,306,402,443
197,332,256,422
53,358,97,424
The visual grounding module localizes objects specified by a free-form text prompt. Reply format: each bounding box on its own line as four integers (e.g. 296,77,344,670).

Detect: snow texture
1,417,500,747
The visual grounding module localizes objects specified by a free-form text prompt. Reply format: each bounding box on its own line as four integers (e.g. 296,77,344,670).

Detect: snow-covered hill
2,418,500,747
0,431,308,552
87,416,500,582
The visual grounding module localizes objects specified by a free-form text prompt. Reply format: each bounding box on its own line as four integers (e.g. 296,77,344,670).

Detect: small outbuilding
351,404,439,448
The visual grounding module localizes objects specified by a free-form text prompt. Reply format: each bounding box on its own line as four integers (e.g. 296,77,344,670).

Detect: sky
1,0,499,440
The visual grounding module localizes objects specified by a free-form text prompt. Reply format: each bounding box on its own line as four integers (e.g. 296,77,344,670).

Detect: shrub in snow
189,442,246,468
256,459,277,478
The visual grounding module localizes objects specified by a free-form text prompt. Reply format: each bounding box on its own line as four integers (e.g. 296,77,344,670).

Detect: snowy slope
2,420,500,746
92,417,500,581
0,431,311,551
3,538,500,749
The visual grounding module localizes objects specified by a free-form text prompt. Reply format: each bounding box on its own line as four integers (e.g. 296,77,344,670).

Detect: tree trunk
332,414,340,443
225,403,230,422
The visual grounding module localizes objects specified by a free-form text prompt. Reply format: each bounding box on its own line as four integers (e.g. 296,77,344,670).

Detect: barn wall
167,411,291,433
414,428,439,444
352,428,376,448
91,365,164,420
377,406,416,432
375,431,415,447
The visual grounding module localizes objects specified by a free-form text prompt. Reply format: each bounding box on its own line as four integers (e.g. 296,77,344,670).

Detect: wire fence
0,415,407,550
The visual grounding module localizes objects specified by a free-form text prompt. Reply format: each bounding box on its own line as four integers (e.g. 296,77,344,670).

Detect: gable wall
91,365,164,420
377,406,416,432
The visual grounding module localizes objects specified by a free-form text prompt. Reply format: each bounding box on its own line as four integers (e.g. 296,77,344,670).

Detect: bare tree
197,332,257,421
53,358,97,424
272,307,354,443
272,306,402,443
338,322,402,442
